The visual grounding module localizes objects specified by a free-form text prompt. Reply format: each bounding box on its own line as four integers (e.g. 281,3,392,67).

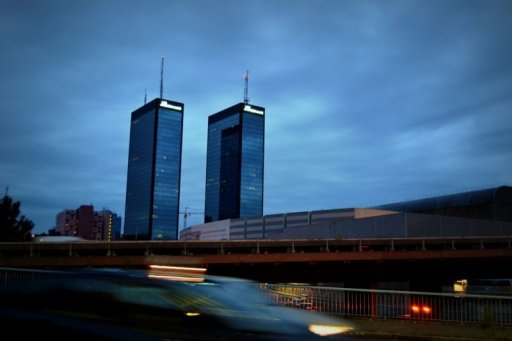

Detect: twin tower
123,96,265,240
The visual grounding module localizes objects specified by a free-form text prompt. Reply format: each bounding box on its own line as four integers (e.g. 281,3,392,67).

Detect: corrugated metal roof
371,186,511,212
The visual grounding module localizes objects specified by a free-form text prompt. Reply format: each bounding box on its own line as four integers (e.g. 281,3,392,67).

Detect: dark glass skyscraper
204,103,265,223
124,98,184,240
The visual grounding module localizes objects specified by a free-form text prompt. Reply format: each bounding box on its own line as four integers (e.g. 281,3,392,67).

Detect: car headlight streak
308,324,353,336
147,264,206,282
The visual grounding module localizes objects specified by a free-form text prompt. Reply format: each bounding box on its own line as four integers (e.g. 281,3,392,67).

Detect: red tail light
411,304,432,314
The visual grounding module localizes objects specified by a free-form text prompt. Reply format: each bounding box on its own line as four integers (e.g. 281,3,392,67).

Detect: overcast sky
1,0,511,235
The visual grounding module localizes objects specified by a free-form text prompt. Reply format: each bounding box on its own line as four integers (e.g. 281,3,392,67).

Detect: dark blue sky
1,0,511,234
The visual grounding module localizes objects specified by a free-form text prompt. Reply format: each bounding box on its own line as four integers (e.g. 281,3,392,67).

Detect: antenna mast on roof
144,88,147,104
160,56,164,99
243,70,249,104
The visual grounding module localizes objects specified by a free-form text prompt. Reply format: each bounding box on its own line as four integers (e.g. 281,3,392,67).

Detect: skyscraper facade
124,98,184,240
204,102,265,223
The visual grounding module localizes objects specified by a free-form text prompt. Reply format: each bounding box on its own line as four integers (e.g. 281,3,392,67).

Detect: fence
261,283,512,326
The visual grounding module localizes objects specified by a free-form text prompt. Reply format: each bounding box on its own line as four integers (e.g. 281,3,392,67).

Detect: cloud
1,0,511,234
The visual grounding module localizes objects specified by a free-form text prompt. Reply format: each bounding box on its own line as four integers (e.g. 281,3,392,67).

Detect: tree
0,195,34,242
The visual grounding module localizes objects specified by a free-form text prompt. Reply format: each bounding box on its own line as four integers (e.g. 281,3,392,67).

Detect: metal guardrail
0,267,62,287
261,284,512,326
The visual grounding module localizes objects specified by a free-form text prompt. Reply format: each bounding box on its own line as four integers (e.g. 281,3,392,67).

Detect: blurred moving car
0,266,358,340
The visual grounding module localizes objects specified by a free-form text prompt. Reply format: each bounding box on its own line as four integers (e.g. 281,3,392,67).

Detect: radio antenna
243,70,249,104
160,56,164,98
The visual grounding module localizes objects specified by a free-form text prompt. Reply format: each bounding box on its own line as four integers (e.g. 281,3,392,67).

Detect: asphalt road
347,318,512,340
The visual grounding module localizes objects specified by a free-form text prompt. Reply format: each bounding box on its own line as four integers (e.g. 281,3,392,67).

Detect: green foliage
0,195,34,242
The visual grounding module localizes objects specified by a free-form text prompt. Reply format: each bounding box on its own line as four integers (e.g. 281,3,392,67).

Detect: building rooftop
371,185,512,213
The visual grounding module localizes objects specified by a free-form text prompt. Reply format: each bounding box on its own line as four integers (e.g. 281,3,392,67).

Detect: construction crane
179,207,204,229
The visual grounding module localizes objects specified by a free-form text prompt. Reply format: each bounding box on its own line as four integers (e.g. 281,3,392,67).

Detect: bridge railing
261,284,512,326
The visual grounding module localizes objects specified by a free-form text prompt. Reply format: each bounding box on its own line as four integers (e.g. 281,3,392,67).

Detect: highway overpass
1,236,511,291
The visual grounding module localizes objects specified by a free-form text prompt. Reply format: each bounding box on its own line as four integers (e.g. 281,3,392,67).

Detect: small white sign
243,105,264,115
160,100,182,111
